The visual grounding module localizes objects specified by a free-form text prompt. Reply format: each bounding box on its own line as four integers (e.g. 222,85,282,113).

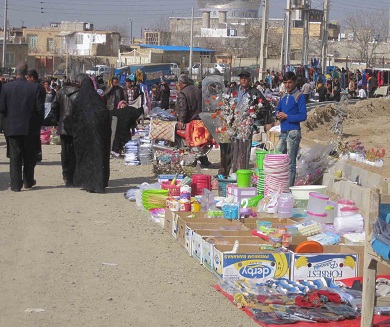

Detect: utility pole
279,14,286,71
259,0,269,81
284,0,292,67
321,0,330,73
128,18,133,45
189,7,194,78
2,0,8,70
301,0,310,65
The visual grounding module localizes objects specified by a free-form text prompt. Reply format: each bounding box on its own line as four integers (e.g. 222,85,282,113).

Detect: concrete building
21,21,120,77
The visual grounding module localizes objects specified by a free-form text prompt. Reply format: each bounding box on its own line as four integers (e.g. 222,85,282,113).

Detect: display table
361,192,390,327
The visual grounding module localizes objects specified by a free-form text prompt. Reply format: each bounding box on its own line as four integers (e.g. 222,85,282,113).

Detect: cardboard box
202,236,267,272
189,229,252,261
290,245,359,281
241,217,297,230
187,222,248,261
212,244,291,282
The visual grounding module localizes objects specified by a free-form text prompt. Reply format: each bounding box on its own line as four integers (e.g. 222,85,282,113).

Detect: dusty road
0,135,256,327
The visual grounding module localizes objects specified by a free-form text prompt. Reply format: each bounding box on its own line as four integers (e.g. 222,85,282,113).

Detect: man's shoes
200,160,212,168
110,151,120,158
24,180,36,189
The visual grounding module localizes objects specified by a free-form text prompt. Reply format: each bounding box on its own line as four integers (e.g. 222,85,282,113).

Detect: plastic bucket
236,169,253,188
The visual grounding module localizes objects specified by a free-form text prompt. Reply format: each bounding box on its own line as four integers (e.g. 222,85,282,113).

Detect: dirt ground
302,97,390,177
0,138,254,327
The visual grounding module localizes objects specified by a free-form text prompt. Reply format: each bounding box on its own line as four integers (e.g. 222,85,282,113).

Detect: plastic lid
340,206,359,212
309,192,329,200
337,199,355,205
307,211,327,217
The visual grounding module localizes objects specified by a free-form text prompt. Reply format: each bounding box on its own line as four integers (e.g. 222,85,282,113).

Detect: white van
86,65,111,76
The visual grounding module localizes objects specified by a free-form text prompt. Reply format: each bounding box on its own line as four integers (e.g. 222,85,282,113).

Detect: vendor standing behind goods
275,72,307,187
176,74,211,168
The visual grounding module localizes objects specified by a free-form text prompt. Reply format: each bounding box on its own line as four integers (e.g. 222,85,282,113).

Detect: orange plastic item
294,241,324,253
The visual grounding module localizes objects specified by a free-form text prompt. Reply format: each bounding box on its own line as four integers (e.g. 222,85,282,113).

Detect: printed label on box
191,232,203,263
213,248,290,282
202,239,214,272
185,225,192,255
291,253,358,281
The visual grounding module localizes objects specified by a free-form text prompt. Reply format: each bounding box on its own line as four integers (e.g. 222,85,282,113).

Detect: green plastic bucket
236,169,253,188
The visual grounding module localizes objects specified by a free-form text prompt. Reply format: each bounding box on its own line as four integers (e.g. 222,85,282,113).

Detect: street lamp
128,18,133,45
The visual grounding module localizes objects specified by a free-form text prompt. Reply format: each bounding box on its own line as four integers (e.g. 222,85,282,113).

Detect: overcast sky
4,0,390,37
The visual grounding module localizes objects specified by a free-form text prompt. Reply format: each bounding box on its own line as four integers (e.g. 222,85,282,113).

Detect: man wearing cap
275,71,307,187
233,71,264,104
176,74,211,167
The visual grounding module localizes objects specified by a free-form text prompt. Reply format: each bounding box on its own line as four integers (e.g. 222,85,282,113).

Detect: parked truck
114,63,173,88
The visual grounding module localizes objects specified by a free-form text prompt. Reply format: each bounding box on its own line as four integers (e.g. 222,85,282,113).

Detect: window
28,35,38,50
76,34,84,44
5,52,15,65
47,38,54,52
145,32,159,45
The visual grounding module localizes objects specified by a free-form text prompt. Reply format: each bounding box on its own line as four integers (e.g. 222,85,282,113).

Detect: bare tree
149,17,170,32
105,24,129,43
344,10,389,66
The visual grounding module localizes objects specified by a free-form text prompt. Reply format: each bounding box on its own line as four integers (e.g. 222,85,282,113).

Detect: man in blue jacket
275,72,307,187
0,62,44,191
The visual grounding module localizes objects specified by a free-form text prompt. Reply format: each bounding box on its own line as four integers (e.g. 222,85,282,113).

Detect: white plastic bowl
289,185,328,200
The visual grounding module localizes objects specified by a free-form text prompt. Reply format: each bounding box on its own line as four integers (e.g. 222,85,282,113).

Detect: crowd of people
2,61,376,193
0,62,145,193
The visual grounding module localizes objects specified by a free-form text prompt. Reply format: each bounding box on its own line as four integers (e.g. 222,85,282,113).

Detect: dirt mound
302,97,390,177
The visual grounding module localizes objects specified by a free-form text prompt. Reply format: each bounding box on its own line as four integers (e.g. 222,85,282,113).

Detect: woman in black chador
69,74,111,193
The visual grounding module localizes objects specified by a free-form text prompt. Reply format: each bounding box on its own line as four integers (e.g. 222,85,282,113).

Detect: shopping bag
149,119,176,142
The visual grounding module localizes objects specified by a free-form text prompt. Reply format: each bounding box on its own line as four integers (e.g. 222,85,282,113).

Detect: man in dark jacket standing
50,80,80,186
176,74,211,167
0,62,44,191
105,77,126,110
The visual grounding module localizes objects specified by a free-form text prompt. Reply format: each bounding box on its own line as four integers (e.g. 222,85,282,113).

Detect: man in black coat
50,80,81,186
0,62,44,191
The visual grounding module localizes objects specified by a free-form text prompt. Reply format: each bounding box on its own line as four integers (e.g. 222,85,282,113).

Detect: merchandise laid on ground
124,149,390,327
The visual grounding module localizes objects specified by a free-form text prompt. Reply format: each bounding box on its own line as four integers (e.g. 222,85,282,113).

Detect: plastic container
289,185,327,200
336,199,356,216
340,206,359,216
324,205,336,224
334,214,364,233
236,169,253,188
307,192,329,214
191,174,211,196
306,211,328,223
222,203,240,220
218,179,236,197
277,193,294,218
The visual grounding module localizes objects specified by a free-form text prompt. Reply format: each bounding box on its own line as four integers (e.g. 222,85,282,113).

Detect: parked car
86,65,111,76
170,63,181,76
213,63,226,74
